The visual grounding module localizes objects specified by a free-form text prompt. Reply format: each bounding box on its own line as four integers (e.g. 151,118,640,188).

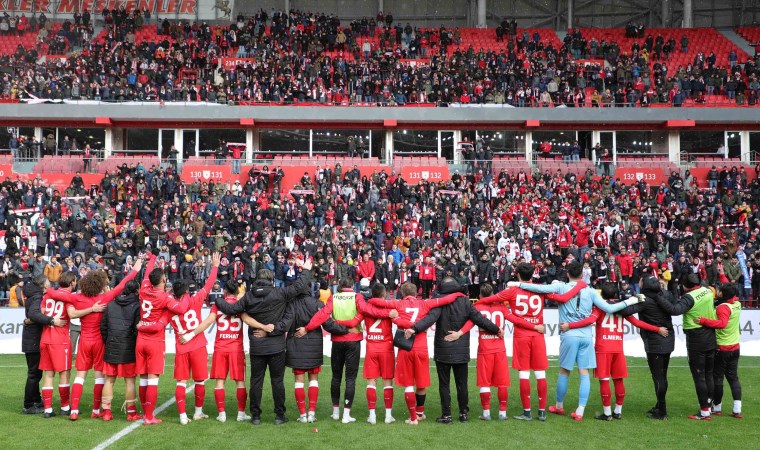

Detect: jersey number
514,294,542,316
43,299,64,319
172,310,200,335
141,300,153,319
405,307,419,322
601,314,623,333
369,319,383,333
217,314,242,332
480,310,505,329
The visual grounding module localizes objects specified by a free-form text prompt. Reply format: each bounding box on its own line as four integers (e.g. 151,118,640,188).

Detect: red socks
236,387,247,412
308,384,319,413
480,391,491,410
71,382,84,412
537,378,548,410
93,380,104,411
600,379,611,407
497,387,508,412
404,391,416,420
215,388,226,413
383,386,393,409
367,386,377,410
59,384,70,409
194,383,205,408
42,387,53,411
613,379,626,407
519,379,531,410
295,384,306,415
175,384,187,414
144,385,158,419
139,385,147,405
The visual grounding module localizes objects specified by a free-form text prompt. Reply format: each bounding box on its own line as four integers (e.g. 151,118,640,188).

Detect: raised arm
411,307,441,333
592,291,645,314
102,269,139,303
625,314,662,333
166,294,191,315
189,265,219,307
518,282,565,295
564,308,600,330
143,253,157,283
698,304,731,329
139,310,172,334
545,281,587,303
655,291,694,316
279,260,314,302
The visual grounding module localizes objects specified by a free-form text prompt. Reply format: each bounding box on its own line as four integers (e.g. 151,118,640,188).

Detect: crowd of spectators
1,150,759,309
0,9,755,106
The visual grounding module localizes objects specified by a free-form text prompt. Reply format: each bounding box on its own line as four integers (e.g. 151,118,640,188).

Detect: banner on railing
2,307,760,357
0,0,221,20
180,165,231,183
614,167,665,185
400,165,451,184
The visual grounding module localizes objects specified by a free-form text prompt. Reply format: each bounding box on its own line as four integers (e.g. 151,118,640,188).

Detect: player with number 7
369,282,463,425
138,252,221,425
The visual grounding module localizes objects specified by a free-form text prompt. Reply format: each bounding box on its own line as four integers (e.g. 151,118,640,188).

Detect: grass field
0,354,757,450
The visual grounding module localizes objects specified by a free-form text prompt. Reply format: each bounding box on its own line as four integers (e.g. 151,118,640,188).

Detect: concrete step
719,28,755,58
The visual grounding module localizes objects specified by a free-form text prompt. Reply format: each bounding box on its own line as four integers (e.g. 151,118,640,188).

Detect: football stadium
1,0,759,448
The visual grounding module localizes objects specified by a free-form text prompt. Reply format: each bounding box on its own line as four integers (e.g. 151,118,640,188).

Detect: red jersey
40,291,72,345
139,254,190,342
47,270,138,341
363,297,395,353
368,293,460,352
479,286,545,338
211,295,244,353
460,302,537,354
167,266,218,354
568,306,659,353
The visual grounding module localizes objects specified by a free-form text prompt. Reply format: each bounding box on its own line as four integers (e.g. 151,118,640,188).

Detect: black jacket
283,296,348,370
214,270,312,355
655,287,717,351
100,292,140,364
22,282,53,353
620,276,674,354
412,294,499,364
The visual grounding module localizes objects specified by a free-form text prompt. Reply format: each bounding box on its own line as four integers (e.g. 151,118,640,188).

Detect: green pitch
0,355,756,449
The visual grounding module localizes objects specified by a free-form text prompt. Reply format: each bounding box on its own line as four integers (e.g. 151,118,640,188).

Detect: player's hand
132,256,144,272
389,309,399,319
24,318,32,325
658,280,668,291
261,323,275,333
559,322,570,332
212,252,221,267
507,281,520,288
52,318,67,327
179,333,194,344
294,327,307,338
657,327,669,337
253,329,268,338
497,328,505,339
136,321,147,329
404,328,416,339
348,326,362,334
384,278,388,284
91,301,106,313
534,324,546,334
444,330,463,341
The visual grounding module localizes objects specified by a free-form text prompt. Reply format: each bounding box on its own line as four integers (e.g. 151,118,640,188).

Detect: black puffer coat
22,281,53,353
620,275,675,354
100,292,140,364
284,297,348,370
214,270,311,355
412,281,500,364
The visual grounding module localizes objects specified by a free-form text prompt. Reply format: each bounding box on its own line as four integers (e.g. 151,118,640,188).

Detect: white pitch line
92,384,195,450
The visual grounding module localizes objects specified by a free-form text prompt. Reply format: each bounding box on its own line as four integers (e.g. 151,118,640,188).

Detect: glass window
198,129,246,156
260,129,310,156
0,126,33,150
57,128,107,153
477,131,524,154
393,130,438,156
680,131,724,155
727,132,741,159
126,128,159,152
616,131,655,154
312,130,372,157
750,132,760,161
532,131,577,153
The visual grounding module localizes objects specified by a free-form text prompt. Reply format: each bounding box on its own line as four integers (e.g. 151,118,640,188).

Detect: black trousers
249,351,286,418
714,349,741,406
331,341,360,409
687,346,715,410
421,280,433,298
24,352,42,409
436,361,469,417
646,352,671,415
